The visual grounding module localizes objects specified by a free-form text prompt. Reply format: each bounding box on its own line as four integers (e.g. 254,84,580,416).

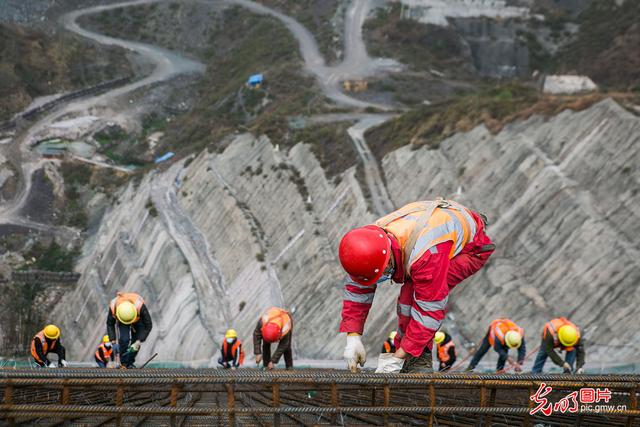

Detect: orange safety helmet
338,225,391,286
261,322,282,343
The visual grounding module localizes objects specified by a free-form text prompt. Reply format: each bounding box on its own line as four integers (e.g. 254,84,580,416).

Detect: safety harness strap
402,198,451,273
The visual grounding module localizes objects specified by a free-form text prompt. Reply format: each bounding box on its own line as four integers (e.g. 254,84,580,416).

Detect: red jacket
339,209,494,357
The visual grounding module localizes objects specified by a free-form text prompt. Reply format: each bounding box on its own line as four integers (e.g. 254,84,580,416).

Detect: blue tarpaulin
248,73,264,86
154,152,175,164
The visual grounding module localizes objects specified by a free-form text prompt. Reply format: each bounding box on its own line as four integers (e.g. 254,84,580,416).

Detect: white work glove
576,368,584,374
47,363,56,369
375,353,404,374
562,362,572,373
344,335,366,372
130,340,141,352
60,360,69,368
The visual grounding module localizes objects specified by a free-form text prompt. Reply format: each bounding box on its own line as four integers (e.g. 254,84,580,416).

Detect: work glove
59,360,69,368
375,353,404,374
47,362,56,369
576,368,584,374
255,354,263,364
344,334,366,372
129,340,141,353
562,362,572,373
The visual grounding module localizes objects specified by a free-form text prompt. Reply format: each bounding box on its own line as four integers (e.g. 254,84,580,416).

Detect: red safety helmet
338,225,391,286
261,322,281,343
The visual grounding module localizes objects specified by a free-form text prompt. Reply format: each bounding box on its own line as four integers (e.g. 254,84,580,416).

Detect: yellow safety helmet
558,325,579,347
115,301,137,325
102,335,110,343
434,331,445,344
43,324,60,340
225,329,238,339
505,330,522,349
388,331,397,340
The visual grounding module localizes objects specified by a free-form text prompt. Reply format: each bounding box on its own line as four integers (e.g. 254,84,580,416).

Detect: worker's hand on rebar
59,360,69,368
514,363,523,373
129,341,141,353
255,354,263,364
344,335,366,372
267,362,274,370
375,353,404,374
576,368,584,374
562,362,572,373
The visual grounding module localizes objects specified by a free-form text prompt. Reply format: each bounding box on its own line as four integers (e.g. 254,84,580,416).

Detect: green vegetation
365,83,608,160
93,124,149,166
20,240,80,272
553,0,640,90
161,7,324,155
363,3,473,78
0,23,131,121
256,0,339,63
291,122,356,177
59,163,92,230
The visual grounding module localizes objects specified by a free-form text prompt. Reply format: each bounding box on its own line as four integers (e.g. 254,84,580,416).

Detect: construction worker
31,325,68,368
106,292,152,368
339,199,495,373
218,329,245,369
435,331,457,371
95,335,114,368
253,307,293,370
466,318,526,372
532,317,585,374
381,331,397,353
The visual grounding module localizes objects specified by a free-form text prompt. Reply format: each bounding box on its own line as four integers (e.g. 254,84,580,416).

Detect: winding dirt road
0,0,205,228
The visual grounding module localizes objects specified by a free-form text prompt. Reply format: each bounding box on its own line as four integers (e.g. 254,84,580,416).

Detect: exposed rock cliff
53,98,639,366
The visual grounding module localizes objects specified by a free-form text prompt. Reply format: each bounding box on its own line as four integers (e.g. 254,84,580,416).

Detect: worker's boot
401,348,433,373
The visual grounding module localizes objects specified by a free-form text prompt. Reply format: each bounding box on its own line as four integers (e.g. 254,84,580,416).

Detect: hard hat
558,325,578,347
434,331,445,344
389,331,397,341
504,331,522,349
261,322,281,343
102,335,110,343
225,329,238,339
338,225,391,286
115,301,137,325
43,325,60,340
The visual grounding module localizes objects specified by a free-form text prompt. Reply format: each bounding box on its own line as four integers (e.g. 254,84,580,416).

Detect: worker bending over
339,199,495,373
467,318,526,372
532,317,585,374
435,331,457,371
218,329,244,369
381,331,397,353
95,335,114,368
31,325,68,368
106,292,152,368
253,307,293,370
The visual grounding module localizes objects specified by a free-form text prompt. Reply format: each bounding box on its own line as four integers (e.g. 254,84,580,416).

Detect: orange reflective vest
109,292,145,323
543,318,580,351
31,331,57,363
488,319,524,347
261,307,292,339
95,342,113,363
222,339,245,366
437,341,457,363
375,200,477,274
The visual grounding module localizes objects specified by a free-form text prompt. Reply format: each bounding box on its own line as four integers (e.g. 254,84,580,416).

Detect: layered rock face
54,99,639,366
383,98,639,363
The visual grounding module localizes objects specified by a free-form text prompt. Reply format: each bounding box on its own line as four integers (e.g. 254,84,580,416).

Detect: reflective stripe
409,223,451,265
414,295,448,313
445,210,467,256
346,279,376,290
343,289,374,304
410,307,442,330
397,303,412,317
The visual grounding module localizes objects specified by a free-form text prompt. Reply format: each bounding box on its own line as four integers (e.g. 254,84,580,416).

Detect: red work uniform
340,200,495,358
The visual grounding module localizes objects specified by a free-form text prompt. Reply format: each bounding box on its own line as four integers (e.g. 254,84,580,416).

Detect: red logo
530,383,613,416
